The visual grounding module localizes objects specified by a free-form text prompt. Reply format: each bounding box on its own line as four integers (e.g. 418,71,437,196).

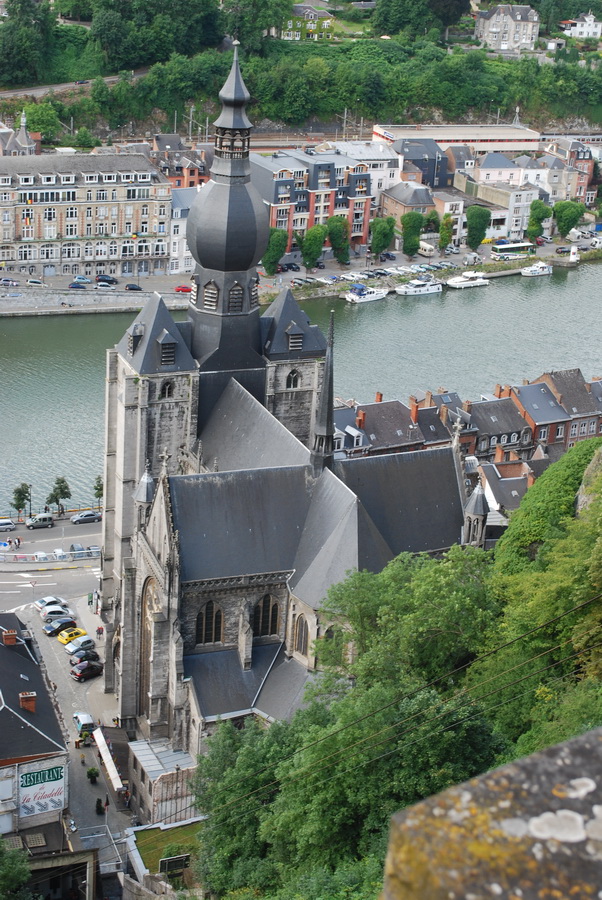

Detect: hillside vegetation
189,439,602,898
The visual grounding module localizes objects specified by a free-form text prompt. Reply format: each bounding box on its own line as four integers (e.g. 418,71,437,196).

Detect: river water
1,262,601,513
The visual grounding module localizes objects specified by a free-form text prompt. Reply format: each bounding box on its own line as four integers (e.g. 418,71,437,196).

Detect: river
1,261,600,513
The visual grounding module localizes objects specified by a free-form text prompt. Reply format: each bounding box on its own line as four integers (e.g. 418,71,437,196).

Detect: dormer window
203,281,218,310
157,330,177,366
61,174,75,184
84,174,98,183
19,175,34,185
127,323,145,356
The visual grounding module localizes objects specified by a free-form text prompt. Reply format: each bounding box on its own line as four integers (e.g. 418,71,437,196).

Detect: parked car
64,635,95,654
578,245,590,252
315,261,326,269
125,283,142,291
71,510,102,525
73,275,92,283
175,284,192,292
73,711,95,735
94,283,116,291
380,252,396,261
286,263,300,271
40,605,75,621
34,595,68,612
34,551,49,562
70,660,104,682
70,648,101,665
26,278,48,287
43,617,77,637
58,627,87,645
0,278,19,286
68,282,86,289
372,268,390,277
535,237,545,246
0,517,16,531
95,275,118,284
74,80,89,85
540,235,553,243
87,545,101,556
69,543,85,556
556,246,570,255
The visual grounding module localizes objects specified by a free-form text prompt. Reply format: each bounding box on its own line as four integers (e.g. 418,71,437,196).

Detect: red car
175,284,192,293
535,237,545,246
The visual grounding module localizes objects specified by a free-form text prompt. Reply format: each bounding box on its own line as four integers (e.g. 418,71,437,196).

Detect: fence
0,548,101,564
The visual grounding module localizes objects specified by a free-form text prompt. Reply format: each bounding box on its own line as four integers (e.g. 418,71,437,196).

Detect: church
101,48,470,767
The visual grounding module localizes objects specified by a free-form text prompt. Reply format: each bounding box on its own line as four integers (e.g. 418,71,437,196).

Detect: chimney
440,405,449,424
375,392,383,403
19,692,37,713
494,444,505,463
425,390,433,407
527,469,536,488
2,629,17,645
356,409,366,428
494,384,502,398
463,400,472,413
409,396,418,423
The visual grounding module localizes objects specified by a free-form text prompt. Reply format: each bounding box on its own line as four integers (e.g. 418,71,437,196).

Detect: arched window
228,282,244,313
95,241,107,258
295,615,308,656
286,369,300,389
159,380,173,399
252,595,279,637
196,600,223,644
203,281,219,310
500,434,508,445
511,432,518,443
490,436,497,447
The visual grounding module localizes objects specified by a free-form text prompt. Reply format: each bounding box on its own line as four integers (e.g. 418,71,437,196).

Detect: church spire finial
310,310,335,476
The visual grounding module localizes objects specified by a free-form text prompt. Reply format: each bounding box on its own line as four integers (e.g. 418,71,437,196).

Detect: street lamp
28,484,32,517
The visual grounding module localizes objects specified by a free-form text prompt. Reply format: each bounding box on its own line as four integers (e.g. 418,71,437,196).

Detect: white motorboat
345,283,390,303
395,278,443,296
521,261,553,277
446,271,490,289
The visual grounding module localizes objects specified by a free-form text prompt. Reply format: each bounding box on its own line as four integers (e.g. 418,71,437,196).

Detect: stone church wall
265,358,324,446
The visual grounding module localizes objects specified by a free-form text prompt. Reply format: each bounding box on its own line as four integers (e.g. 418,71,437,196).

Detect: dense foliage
465,204,491,250
191,441,602,897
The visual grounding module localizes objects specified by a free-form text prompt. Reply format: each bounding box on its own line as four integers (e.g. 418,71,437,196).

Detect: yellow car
58,627,87,645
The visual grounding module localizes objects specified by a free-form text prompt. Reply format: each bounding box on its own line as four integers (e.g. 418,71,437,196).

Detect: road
0,68,148,100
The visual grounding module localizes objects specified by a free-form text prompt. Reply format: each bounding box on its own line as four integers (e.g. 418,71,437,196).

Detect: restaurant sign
19,765,66,818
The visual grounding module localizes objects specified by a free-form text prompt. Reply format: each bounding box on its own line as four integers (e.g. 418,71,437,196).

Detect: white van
590,237,602,250
26,512,54,529
417,240,436,258
0,518,16,532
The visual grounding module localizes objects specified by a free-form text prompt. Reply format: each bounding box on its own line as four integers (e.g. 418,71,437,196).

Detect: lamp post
28,484,32,517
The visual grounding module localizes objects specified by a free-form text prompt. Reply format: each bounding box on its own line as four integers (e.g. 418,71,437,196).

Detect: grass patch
135,821,202,874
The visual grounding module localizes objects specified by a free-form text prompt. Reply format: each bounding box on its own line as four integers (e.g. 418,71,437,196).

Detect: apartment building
475,4,540,52
250,148,372,252
0,153,171,278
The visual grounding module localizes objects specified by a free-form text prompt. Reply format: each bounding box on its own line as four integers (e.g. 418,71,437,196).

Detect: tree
526,198,552,241
326,215,350,265
221,0,294,54
427,0,470,40
424,209,440,232
93,475,103,507
74,125,96,147
295,225,327,269
400,211,424,257
262,227,288,276
553,200,586,237
23,102,62,143
439,213,454,251
12,483,30,515
46,476,71,512
370,216,396,257
0,837,32,900
465,205,491,251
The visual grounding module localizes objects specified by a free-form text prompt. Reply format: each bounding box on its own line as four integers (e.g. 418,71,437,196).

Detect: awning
93,727,124,791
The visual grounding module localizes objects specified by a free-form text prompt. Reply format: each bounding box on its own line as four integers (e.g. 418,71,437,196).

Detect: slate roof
0,152,165,181
200,379,310,472
382,182,434,207
261,288,327,359
481,463,528,511
477,4,539,22
446,145,474,168
465,482,489,517
0,614,66,762
171,187,198,215
116,293,197,375
478,152,517,169
512,383,571,424
184,644,314,721
469,397,527,436
333,400,423,455
416,406,452,445
393,138,444,160
531,369,600,417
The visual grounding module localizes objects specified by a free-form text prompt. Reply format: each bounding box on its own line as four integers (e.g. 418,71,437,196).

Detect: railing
0,548,101,564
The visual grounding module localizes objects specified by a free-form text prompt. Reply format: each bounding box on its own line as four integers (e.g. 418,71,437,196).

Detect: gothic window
159,380,173,399
295,615,308,656
228,282,244,313
203,281,219,310
252,594,279,637
286,369,300,389
196,600,223,644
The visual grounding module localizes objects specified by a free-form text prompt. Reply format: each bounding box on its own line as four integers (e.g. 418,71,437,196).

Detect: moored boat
345,283,390,303
521,261,553,277
395,278,443,296
446,271,490,289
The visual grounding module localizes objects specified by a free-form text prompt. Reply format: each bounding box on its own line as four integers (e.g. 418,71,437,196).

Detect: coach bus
491,241,536,260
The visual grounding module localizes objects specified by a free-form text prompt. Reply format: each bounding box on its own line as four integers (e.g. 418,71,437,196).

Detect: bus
491,241,536,260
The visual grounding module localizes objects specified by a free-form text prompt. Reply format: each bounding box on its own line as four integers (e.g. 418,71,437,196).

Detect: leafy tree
222,0,294,54
526,198,552,241
424,209,440,232
439,212,454,251
74,125,97,147
427,0,471,40
372,0,433,36
0,838,32,900
262,228,289,276
295,225,327,269
90,75,110,110
465,204,491,251
369,216,396,257
46,476,71,512
400,211,424,257
12,483,30,514
23,102,62,143
553,199,586,237
326,215,350,265
93,475,103,507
